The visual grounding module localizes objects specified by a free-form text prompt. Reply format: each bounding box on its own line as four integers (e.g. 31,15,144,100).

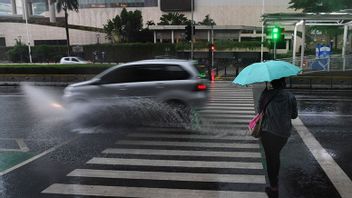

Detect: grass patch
0,151,35,172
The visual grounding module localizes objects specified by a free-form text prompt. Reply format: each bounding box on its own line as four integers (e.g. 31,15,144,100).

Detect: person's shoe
265,187,279,198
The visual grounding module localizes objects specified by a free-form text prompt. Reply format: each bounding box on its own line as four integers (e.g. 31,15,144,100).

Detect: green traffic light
271,27,280,41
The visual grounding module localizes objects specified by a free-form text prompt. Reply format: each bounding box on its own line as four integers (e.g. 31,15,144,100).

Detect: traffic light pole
274,40,277,60
191,0,194,60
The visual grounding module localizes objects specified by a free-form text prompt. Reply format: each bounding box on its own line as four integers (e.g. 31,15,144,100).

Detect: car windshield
74,57,86,61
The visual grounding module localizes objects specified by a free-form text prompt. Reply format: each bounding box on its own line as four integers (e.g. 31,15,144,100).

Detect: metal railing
279,54,352,73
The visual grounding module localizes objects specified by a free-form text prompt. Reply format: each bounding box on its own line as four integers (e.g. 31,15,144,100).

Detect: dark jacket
259,88,298,138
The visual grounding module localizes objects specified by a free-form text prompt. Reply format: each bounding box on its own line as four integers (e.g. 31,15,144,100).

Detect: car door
121,64,165,100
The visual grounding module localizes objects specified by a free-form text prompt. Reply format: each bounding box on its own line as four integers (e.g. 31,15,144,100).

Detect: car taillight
196,84,207,91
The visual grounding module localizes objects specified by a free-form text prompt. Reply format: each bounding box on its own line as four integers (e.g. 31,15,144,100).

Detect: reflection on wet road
291,89,352,198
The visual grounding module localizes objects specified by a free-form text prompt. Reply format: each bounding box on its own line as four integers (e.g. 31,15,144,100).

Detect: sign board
72,45,83,53
160,0,193,12
316,44,331,58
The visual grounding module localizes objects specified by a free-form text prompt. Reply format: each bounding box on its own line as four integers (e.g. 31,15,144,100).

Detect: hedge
0,64,113,74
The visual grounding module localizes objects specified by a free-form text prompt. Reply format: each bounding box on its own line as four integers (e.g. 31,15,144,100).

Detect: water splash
21,84,192,134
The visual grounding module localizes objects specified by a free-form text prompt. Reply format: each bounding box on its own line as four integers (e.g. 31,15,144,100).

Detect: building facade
0,0,297,47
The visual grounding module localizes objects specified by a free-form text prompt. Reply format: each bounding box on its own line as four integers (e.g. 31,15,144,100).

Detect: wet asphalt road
0,85,351,198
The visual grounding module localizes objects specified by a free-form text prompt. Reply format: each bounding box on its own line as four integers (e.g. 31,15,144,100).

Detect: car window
75,57,85,61
100,66,137,84
100,64,190,84
64,58,70,61
163,65,190,80
72,58,79,62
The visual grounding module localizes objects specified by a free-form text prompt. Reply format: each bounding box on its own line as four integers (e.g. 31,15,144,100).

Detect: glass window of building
78,0,157,8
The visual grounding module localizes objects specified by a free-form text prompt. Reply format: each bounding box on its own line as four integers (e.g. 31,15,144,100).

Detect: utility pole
211,25,214,70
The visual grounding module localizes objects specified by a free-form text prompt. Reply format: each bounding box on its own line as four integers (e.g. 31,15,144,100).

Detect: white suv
63,59,208,115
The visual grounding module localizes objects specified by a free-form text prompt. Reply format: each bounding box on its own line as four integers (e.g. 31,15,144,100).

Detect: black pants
261,131,288,188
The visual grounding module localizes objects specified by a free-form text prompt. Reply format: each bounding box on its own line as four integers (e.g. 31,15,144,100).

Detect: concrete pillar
22,0,28,20
292,22,298,65
27,2,33,16
171,30,174,44
11,0,17,15
22,0,33,18
342,25,348,71
48,0,56,23
153,31,157,43
300,20,306,70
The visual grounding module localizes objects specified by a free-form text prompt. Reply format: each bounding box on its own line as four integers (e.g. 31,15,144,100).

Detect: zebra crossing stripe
200,114,254,119
127,133,256,141
67,169,266,184
102,148,261,158
208,98,253,101
205,103,255,107
116,140,259,149
198,110,255,114
87,157,263,169
42,184,267,198
201,118,251,124
201,106,254,110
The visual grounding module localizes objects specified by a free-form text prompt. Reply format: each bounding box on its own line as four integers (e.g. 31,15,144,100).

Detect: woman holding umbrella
259,77,298,198
233,61,300,198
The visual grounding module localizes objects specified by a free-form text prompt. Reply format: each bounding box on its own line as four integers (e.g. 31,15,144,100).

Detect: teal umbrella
233,60,302,86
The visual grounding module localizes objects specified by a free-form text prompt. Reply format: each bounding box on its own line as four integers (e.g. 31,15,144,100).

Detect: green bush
7,43,29,63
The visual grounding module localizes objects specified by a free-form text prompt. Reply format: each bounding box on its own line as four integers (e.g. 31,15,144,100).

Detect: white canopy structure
262,12,352,70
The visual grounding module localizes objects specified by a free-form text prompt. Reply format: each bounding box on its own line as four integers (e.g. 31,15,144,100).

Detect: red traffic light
209,44,216,52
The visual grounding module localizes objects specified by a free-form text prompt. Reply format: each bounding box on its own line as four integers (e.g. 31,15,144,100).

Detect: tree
103,8,144,42
198,15,216,26
103,15,122,43
289,0,352,13
56,0,79,56
158,13,190,25
289,0,352,49
146,20,155,28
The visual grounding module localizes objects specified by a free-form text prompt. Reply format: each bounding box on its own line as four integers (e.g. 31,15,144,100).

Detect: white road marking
297,98,352,102
116,140,259,149
200,106,255,110
207,102,254,108
299,113,352,117
87,157,263,169
293,118,352,198
68,169,266,184
0,136,78,176
42,184,267,198
0,138,29,152
127,133,257,141
16,139,29,152
103,148,261,158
